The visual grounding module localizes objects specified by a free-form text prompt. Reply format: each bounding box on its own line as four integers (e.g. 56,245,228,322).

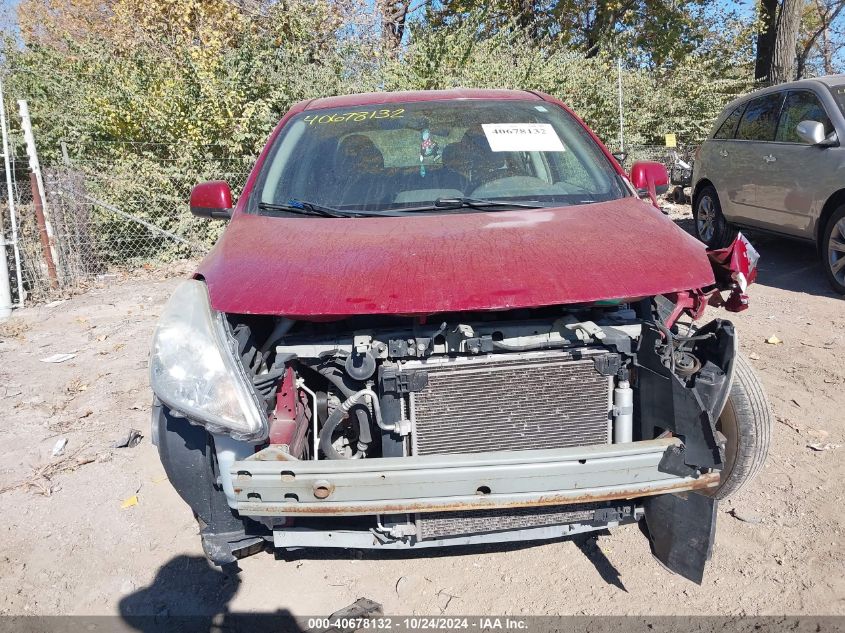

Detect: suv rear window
776,91,834,142
735,93,785,141
713,104,745,139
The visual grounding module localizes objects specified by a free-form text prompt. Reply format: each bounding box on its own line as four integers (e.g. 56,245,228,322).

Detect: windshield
251,99,627,215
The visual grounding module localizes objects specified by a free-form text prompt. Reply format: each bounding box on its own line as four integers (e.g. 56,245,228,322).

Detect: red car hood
197,199,714,318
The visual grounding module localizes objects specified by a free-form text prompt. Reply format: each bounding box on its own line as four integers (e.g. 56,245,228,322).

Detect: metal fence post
0,76,17,317
19,99,60,286
617,57,625,153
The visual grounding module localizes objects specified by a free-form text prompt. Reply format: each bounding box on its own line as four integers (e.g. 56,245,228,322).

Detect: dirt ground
0,206,843,618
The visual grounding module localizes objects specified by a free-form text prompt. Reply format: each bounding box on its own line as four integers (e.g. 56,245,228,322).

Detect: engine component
275,317,642,360
345,350,376,380
612,379,633,443
315,364,373,457
403,350,613,456
319,388,383,460
674,350,702,378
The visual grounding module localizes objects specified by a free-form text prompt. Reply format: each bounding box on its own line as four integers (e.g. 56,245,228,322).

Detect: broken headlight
149,279,267,441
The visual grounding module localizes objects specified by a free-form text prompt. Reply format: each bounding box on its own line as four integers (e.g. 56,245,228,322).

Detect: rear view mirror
190,181,233,220
630,161,669,206
796,120,827,146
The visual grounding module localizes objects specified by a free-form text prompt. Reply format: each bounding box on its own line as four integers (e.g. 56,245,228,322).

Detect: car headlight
149,279,267,441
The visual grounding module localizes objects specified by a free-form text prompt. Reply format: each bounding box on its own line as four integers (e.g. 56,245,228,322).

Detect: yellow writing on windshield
304,109,405,125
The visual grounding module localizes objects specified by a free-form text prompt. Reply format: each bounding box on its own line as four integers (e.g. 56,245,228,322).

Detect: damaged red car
149,89,772,583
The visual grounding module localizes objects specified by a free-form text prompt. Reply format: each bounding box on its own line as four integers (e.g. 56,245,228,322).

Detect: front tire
709,354,772,500
821,205,845,295
694,185,737,248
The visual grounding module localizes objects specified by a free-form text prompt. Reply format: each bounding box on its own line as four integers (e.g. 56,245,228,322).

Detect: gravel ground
0,207,843,618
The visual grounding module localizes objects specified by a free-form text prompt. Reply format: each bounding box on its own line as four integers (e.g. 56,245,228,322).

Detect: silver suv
692,75,845,294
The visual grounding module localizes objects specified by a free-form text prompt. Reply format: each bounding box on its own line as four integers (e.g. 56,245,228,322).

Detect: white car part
613,379,634,443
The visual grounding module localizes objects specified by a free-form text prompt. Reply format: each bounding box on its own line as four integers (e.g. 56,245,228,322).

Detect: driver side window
776,91,834,143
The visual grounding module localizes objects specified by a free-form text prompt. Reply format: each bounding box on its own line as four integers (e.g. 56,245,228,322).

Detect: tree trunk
822,23,833,73
515,0,540,40
755,0,780,80
378,0,411,53
771,0,804,84
582,1,636,58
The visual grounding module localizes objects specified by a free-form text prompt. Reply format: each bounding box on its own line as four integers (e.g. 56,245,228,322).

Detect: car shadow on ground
745,234,839,298
671,214,840,299
118,555,302,632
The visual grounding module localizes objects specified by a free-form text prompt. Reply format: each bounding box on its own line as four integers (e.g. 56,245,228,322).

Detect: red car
149,89,771,583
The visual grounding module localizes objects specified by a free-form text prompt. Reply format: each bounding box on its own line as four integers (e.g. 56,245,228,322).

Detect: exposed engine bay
228,301,732,467
196,300,734,575
237,306,644,462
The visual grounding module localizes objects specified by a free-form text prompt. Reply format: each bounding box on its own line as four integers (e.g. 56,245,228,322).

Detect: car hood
197,199,715,318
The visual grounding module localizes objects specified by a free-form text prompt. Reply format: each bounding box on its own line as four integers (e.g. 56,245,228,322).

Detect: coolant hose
317,366,373,456
319,406,348,461
319,388,383,460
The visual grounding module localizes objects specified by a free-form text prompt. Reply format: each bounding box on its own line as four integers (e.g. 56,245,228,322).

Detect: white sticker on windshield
481,123,565,152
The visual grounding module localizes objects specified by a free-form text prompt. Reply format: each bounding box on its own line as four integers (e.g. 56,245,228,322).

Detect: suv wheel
708,354,772,500
694,185,737,248
822,205,845,295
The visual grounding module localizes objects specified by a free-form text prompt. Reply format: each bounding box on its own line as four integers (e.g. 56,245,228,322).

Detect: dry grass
0,318,31,339
0,443,93,496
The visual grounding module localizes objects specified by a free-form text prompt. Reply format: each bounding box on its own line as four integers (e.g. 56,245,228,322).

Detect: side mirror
796,120,827,146
190,181,233,220
630,161,669,206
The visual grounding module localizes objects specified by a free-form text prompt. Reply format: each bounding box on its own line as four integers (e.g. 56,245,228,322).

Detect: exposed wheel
821,205,845,294
671,186,684,204
708,354,772,500
694,185,737,248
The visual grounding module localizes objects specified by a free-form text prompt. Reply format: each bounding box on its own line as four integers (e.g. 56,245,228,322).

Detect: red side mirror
190,181,233,220
630,161,669,206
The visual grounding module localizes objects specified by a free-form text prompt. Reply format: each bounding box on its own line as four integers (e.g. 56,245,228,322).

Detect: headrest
336,134,384,172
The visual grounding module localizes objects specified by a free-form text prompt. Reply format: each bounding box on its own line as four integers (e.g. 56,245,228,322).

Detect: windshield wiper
257,200,356,218
436,197,542,210
390,197,544,213
258,200,421,218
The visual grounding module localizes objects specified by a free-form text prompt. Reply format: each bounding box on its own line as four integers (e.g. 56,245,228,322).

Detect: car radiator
406,350,613,456
401,350,615,539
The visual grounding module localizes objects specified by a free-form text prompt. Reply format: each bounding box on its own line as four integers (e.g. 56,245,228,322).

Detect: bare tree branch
797,0,845,78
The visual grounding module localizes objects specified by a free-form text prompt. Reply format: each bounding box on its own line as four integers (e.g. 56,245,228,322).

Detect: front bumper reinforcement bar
231,438,718,517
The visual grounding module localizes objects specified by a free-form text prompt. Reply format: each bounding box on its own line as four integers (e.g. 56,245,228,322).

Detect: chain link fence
3,140,254,303
2,140,695,305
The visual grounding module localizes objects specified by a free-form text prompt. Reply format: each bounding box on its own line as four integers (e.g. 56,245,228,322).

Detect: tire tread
821,205,845,295
713,354,772,499
695,185,738,249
